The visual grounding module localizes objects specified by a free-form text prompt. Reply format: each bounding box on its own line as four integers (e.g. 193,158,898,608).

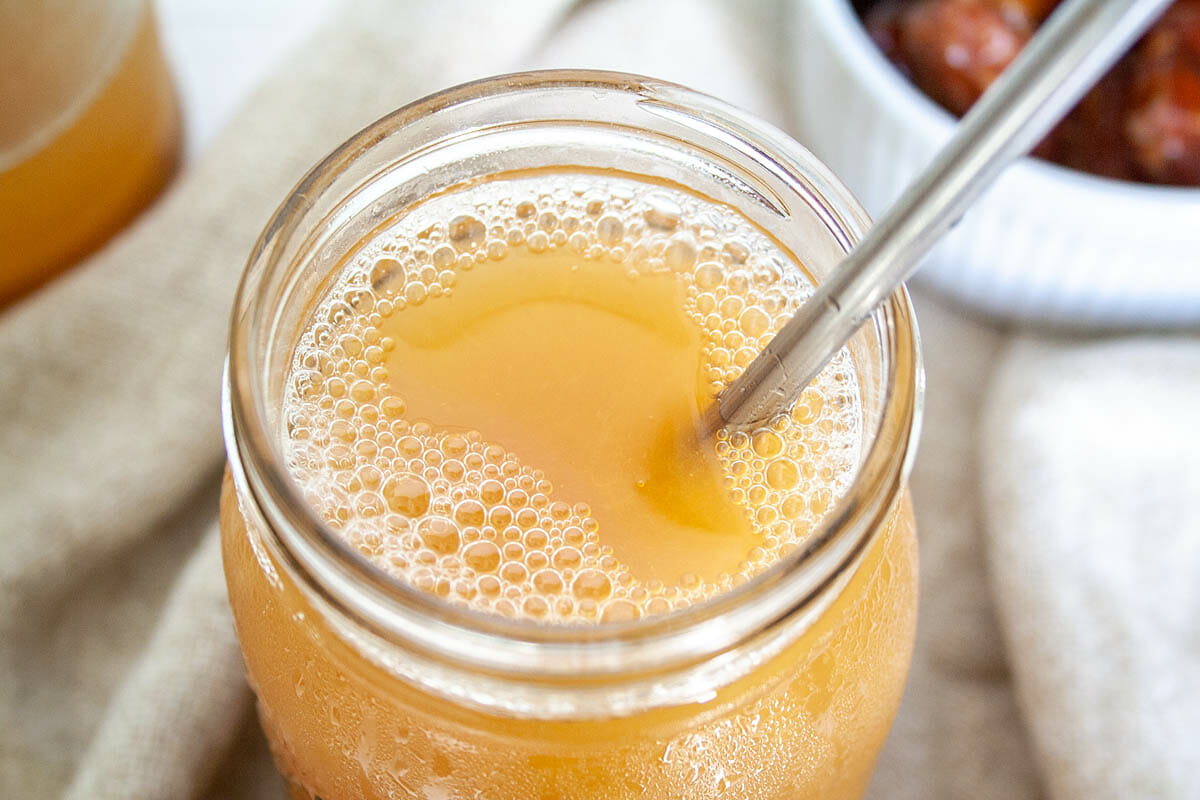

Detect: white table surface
156,0,338,157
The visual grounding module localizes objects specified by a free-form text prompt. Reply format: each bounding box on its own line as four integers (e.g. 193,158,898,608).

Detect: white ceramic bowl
789,0,1200,327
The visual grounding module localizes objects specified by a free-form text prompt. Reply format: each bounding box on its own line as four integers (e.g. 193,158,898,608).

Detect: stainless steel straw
710,0,1174,431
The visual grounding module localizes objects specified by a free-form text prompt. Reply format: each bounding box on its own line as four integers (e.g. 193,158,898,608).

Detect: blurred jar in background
0,0,180,305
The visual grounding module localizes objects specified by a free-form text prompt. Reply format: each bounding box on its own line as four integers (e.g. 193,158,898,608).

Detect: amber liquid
222,172,917,798
0,3,180,305
380,246,763,587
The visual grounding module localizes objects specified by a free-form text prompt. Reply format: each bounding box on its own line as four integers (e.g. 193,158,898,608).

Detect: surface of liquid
282,172,863,622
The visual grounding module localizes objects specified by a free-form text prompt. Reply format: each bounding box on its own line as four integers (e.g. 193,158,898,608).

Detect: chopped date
860,0,1200,185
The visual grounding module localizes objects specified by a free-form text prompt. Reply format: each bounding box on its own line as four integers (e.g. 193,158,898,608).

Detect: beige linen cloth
1,1,1197,798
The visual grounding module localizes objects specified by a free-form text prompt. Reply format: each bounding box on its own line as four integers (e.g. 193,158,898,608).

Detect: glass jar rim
223,70,923,687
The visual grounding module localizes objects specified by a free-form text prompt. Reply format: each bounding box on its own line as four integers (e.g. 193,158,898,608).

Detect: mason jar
221,71,922,800
0,0,180,303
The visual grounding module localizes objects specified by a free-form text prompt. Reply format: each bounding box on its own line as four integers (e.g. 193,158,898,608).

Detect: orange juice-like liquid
0,3,180,305
222,172,917,799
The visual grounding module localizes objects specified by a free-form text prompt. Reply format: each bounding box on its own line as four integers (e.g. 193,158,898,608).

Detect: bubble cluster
282,173,862,623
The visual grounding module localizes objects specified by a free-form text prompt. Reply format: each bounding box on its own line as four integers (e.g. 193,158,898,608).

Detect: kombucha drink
222,170,918,799
0,1,180,304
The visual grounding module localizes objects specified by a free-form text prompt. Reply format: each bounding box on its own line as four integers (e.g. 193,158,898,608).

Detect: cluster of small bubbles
282,173,863,623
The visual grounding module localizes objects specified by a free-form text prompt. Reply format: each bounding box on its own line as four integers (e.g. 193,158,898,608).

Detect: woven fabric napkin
1,1,1196,798
983,338,1200,799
